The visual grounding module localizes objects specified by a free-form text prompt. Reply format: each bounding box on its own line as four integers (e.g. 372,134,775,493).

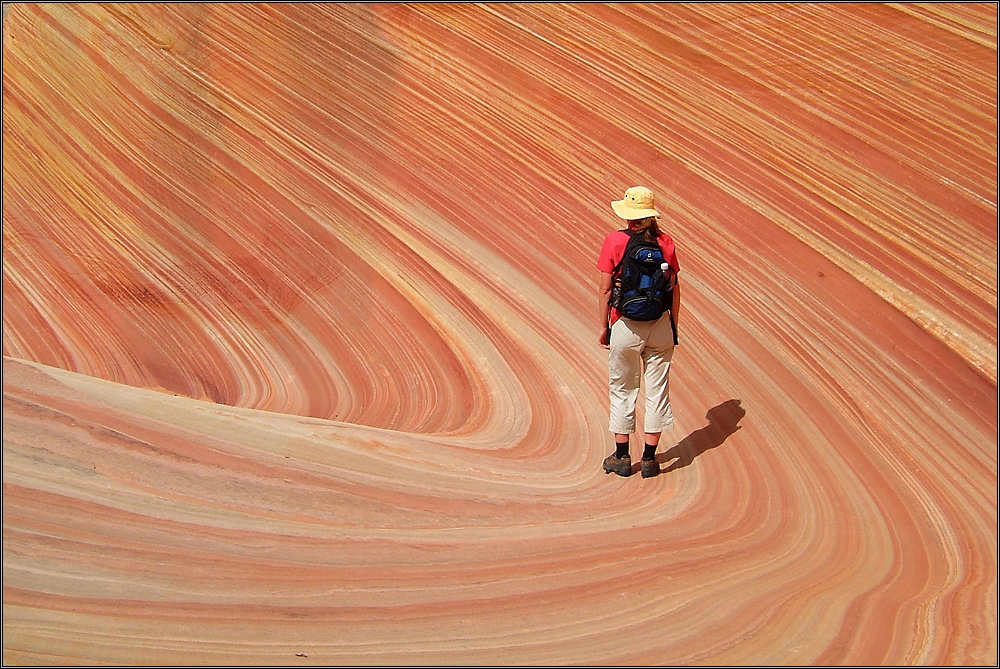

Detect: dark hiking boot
603,453,632,477
640,457,660,478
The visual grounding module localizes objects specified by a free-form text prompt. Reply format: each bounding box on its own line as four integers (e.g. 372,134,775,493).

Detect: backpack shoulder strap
610,229,636,277
607,230,636,308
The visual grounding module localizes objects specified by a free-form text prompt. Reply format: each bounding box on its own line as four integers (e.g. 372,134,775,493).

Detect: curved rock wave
2,4,996,665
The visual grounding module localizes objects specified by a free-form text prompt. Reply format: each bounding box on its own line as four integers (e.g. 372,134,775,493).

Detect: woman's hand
599,325,611,349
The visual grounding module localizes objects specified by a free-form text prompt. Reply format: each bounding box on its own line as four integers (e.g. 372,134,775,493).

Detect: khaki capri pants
608,315,675,434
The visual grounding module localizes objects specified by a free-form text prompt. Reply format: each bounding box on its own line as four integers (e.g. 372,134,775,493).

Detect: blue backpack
610,230,676,324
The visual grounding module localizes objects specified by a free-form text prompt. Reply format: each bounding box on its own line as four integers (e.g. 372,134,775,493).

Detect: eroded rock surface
3,4,996,665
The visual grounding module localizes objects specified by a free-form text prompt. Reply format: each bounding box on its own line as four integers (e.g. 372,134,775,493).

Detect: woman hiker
597,186,681,478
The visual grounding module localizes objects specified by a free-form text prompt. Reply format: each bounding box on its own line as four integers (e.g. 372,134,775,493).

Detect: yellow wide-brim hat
611,186,660,219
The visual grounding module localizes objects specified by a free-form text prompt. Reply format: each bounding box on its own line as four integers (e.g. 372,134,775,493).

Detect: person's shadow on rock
660,399,745,473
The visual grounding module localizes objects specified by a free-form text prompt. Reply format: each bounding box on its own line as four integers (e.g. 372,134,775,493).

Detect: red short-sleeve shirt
597,230,680,324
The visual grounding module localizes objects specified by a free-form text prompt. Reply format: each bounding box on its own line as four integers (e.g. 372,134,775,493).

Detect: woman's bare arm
599,271,613,348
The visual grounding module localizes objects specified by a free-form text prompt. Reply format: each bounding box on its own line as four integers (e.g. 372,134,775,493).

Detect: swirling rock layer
2,4,996,665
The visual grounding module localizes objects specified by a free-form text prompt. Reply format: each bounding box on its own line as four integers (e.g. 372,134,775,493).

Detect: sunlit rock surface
3,4,996,665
